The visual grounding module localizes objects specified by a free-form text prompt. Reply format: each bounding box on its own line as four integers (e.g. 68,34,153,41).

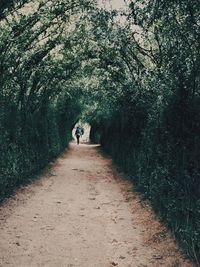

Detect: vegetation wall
0,0,93,200
89,1,200,263
1,0,200,263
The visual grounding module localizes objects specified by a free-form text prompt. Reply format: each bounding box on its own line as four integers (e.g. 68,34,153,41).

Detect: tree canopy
1,0,200,263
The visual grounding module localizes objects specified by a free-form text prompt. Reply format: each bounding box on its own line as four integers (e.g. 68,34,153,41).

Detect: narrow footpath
0,143,195,267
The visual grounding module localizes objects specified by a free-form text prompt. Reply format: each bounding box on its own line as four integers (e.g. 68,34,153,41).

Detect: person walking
75,126,82,145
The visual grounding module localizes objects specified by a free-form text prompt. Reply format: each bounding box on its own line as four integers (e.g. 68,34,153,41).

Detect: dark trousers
76,134,80,144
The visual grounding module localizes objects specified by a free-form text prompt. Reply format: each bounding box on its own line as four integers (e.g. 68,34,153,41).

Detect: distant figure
75,126,83,145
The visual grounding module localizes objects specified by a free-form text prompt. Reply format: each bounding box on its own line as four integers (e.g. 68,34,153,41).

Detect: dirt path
0,143,195,267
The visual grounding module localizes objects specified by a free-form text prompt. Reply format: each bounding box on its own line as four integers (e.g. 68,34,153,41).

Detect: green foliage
1,0,200,264
0,0,95,200
87,1,200,264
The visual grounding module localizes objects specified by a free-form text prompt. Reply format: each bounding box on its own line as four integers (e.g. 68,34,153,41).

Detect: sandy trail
0,143,195,267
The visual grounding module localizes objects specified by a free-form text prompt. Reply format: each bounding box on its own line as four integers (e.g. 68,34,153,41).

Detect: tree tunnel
1,0,200,263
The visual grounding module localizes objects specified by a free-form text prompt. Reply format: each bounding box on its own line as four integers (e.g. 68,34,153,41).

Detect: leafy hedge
0,0,94,201
1,0,200,263
90,81,200,261
88,1,200,263
0,92,81,201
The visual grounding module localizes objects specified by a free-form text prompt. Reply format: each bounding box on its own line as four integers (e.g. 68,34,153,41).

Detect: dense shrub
0,0,93,200
95,86,200,260
88,1,200,263
0,91,81,200
1,0,200,263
